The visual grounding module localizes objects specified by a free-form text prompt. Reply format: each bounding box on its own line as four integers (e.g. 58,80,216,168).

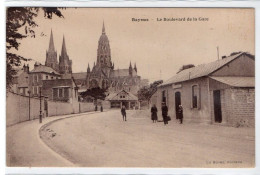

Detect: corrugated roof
161,52,244,86
210,76,255,87
31,65,60,75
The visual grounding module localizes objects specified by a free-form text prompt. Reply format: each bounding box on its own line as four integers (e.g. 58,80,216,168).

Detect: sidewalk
6,111,97,167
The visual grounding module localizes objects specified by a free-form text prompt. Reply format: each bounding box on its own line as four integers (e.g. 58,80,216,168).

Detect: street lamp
39,87,42,123
28,90,31,120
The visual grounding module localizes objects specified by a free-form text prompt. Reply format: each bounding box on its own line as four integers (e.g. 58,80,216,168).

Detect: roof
31,65,60,75
210,76,255,88
110,69,129,77
161,52,247,86
106,90,138,101
110,69,137,77
61,72,87,80
42,79,74,88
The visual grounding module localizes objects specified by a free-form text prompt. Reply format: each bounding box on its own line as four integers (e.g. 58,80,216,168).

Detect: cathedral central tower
97,22,112,68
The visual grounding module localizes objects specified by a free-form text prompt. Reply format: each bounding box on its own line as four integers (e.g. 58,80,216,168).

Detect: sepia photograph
5,7,255,168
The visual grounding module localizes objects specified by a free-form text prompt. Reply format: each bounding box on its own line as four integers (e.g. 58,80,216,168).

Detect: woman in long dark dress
151,104,158,123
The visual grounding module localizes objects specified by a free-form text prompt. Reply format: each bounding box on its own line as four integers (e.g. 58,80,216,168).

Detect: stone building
28,62,61,97
153,52,255,127
85,22,142,95
11,64,30,96
45,30,72,74
42,77,79,103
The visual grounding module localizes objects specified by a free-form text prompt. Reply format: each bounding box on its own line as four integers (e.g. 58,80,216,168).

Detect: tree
137,80,163,102
80,87,107,102
6,7,64,90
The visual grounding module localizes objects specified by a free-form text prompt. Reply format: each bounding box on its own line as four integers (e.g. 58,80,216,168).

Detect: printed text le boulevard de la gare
132,17,209,22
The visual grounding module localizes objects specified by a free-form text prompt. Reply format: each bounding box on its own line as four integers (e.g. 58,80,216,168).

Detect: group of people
151,103,183,125
120,103,183,124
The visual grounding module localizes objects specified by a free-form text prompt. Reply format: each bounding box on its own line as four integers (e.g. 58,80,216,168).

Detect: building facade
29,62,61,97
106,89,139,109
11,64,30,96
86,22,142,95
153,52,255,127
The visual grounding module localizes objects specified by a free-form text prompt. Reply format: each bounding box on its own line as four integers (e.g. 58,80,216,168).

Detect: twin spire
48,29,68,57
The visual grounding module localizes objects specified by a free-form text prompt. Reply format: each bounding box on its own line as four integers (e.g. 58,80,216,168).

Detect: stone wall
6,92,95,126
6,92,44,126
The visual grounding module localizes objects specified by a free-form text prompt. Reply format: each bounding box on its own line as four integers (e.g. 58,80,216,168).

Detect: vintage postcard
6,7,255,168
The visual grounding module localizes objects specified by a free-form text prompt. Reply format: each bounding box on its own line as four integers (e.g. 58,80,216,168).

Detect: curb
38,111,100,166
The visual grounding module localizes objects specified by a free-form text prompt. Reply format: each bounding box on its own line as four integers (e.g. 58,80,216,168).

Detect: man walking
121,105,127,121
161,102,168,125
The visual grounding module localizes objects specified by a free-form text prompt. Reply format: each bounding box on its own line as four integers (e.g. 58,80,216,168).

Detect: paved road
40,110,255,168
6,112,97,167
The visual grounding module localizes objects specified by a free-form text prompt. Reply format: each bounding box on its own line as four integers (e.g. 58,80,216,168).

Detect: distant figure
101,105,103,112
161,102,168,125
95,105,98,111
121,105,127,121
151,104,158,123
178,105,183,124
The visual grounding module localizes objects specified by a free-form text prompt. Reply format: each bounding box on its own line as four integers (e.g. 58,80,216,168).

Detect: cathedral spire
48,29,55,52
129,61,132,69
61,35,67,57
102,21,105,34
129,61,133,76
134,63,137,73
87,63,90,73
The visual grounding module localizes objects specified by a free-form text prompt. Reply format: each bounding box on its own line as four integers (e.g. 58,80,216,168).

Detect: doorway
213,90,222,123
175,92,181,119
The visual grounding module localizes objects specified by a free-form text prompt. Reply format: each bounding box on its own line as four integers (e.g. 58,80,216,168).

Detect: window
64,88,69,98
162,90,166,103
192,85,200,109
51,76,53,80
46,76,48,80
59,89,63,98
53,88,58,99
34,74,38,83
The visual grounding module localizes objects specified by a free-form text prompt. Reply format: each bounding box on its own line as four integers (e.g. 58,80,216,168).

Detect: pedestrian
178,104,183,124
121,105,127,121
95,105,98,111
100,105,103,112
151,104,158,123
161,102,168,125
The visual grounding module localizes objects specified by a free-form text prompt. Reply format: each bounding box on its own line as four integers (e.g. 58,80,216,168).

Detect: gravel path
40,110,255,168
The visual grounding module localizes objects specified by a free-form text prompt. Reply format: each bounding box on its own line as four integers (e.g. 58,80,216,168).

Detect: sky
13,8,254,83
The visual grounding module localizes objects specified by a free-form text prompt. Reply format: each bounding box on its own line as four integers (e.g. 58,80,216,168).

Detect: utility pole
28,90,31,120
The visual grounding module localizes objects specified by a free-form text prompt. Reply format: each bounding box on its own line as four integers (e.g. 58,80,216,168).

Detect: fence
6,92,95,126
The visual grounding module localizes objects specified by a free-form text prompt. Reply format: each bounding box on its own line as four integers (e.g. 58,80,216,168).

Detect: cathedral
86,22,141,95
45,30,72,74
44,23,144,96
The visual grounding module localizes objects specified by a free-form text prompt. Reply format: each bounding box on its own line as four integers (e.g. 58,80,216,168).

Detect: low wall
6,92,44,126
47,100,74,117
79,102,95,113
6,92,95,126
